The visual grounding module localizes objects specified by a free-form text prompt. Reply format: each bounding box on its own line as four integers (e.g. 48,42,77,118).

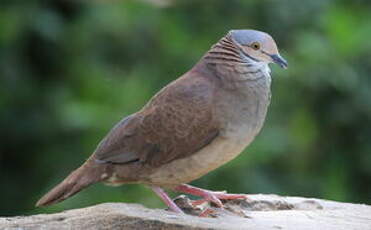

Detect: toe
199,208,216,217
208,194,223,207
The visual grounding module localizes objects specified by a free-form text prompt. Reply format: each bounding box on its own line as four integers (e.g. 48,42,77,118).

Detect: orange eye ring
251,42,261,50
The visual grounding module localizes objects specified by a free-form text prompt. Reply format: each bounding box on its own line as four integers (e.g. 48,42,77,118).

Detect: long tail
36,158,108,207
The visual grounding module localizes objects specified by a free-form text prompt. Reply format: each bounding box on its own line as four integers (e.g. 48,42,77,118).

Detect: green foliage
1,0,370,216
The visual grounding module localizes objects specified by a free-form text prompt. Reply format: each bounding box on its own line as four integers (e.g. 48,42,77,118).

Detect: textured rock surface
1,194,371,230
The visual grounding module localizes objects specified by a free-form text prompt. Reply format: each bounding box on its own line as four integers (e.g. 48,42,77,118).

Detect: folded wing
94,73,219,167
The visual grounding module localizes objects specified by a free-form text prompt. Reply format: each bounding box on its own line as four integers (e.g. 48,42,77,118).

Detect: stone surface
1,194,371,230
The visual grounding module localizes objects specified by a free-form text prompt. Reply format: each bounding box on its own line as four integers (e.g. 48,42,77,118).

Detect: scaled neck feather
203,34,271,89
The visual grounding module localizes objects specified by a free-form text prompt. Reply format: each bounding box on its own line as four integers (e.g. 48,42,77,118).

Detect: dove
36,29,287,213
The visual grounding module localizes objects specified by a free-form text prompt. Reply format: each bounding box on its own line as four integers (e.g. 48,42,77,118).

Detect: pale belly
147,134,255,187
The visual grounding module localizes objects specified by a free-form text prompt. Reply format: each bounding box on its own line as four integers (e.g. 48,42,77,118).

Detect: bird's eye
251,42,261,50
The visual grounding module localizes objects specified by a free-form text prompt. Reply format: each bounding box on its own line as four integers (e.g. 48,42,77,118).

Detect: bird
36,29,287,214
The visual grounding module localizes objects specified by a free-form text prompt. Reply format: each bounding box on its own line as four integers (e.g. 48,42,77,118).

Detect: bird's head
229,29,288,69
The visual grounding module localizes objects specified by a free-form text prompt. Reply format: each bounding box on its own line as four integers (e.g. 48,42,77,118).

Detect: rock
1,194,371,230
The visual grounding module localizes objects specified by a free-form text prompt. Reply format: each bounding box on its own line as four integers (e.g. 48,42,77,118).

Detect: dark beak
271,54,288,69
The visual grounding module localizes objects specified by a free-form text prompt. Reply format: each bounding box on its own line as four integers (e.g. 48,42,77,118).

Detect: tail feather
36,160,106,207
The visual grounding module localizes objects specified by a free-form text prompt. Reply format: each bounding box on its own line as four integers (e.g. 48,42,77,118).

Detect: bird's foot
151,186,184,214
173,195,218,217
151,184,247,216
174,184,248,208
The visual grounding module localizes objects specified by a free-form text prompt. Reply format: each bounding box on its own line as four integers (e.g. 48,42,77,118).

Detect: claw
199,208,216,217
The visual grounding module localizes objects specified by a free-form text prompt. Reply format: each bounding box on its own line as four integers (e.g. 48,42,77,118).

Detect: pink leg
174,184,247,207
151,186,184,214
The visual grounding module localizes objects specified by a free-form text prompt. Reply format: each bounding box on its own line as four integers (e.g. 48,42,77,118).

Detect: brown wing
94,72,219,167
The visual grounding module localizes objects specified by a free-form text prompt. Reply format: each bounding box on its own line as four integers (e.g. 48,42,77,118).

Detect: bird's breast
216,76,271,143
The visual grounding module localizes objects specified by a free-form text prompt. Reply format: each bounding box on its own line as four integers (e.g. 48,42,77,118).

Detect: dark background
1,0,370,216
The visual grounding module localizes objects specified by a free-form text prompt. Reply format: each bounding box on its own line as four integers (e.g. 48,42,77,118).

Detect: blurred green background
1,0,370,216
